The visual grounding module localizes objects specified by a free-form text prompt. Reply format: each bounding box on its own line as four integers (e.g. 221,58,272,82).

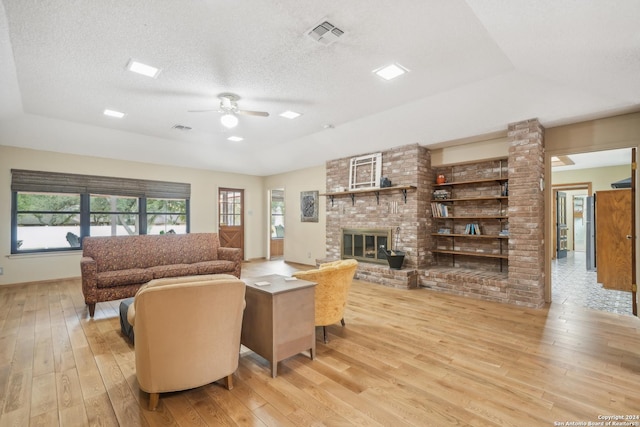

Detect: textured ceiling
0,0,639,175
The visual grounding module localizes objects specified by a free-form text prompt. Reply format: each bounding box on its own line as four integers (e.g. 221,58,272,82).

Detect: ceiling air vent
306,21,345,46
172,124,192,131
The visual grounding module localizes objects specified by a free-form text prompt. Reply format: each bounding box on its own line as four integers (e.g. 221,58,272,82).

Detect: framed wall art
300,190,319,222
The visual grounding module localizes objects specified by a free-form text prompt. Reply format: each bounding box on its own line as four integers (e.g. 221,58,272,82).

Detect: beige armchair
127,274,246,410
292,259,358,343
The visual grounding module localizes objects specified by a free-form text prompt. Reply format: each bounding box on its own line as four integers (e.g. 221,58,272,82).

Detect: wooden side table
241,274,316,377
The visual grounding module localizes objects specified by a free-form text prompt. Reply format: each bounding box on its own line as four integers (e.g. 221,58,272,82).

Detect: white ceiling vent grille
306,21,345,46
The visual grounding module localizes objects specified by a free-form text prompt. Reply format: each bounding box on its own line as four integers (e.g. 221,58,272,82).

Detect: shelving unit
431,158,508,271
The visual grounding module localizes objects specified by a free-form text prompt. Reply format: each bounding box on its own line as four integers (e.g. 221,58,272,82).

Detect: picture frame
348,152,382,190
300,190,319,222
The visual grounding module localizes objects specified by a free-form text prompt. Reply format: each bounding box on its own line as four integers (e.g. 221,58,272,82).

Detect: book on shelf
463,223,481,235
430,202,449,218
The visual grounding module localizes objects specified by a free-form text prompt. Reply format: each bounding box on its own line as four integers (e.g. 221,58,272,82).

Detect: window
15,192,81,251
219,189,242,226
90,195,140,236
146,198,188,235
270,189,285,238
10,170,190,254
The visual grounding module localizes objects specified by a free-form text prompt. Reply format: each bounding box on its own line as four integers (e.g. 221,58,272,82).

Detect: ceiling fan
188,93,269,128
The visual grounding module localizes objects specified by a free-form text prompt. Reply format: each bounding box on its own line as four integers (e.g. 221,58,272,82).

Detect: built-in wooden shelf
431,196,508,202
321,185,416,206
433,215,508,220
433,177,508,187
432,233,509,239
432,158,509,272
431,249,508,259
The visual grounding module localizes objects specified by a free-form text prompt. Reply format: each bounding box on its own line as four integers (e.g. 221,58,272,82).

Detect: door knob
626,235,633,239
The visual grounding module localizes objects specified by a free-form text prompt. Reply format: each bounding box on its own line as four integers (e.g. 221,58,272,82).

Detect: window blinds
11,169,190,199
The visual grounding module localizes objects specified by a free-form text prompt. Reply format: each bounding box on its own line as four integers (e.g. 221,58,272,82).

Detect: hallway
552,251,634,316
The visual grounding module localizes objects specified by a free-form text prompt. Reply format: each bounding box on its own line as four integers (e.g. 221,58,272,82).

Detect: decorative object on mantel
300,191,319,222
349,152,382,190
436,174,446,184
379,226,405,269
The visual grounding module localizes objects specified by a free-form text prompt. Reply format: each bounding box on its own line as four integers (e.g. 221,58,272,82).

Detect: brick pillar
507,118,545,308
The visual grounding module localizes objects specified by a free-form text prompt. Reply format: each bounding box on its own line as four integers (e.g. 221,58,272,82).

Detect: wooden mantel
320,185,416,206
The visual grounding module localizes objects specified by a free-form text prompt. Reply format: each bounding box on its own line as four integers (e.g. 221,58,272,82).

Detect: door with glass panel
270,189,285,259
218,188,244,259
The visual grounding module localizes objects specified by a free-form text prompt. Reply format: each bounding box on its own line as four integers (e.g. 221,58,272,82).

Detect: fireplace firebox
341,228,392,264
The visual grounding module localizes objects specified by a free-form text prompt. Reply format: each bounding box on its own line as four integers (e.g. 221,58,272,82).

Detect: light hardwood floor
1,259,639,426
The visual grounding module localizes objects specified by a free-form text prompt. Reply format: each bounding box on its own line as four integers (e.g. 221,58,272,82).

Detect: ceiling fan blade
237,109,269,117
188,109,222,113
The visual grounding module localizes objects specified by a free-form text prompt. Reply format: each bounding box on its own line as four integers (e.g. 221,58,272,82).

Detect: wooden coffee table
241,274,316,377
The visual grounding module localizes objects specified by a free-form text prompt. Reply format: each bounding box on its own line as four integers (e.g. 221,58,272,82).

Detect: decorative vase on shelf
436,174,446,184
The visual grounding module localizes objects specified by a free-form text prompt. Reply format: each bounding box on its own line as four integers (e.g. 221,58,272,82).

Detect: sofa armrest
80,256,97,298
218,246,242,261
217,247,242,278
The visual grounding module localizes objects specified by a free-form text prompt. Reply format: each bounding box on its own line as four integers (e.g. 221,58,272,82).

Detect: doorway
549,148,635,315
218,188,244,259
269,189,285,260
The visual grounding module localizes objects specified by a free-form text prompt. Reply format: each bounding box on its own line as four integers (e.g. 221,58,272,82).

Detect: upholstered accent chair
127,274,246,410
292,259,358,343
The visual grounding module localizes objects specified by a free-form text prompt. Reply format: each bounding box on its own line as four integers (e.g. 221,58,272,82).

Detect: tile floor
552,251,634,316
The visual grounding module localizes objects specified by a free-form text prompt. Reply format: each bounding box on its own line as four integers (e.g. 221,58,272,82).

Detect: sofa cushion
147,264,199,279
192,260,237,275
96,269,154,288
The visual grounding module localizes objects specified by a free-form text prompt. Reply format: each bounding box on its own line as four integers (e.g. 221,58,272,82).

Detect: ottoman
119,297,135,343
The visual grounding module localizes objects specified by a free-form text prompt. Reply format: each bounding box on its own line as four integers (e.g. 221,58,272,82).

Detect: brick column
507,118,545,308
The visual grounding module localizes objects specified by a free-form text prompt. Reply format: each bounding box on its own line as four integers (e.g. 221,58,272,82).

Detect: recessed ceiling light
126,59,161,78
373,63,408,81
103,109,125,118
227,136,244,142
279,110,302,119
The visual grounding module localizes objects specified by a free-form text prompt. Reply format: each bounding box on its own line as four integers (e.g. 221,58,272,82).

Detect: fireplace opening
341,228,392,264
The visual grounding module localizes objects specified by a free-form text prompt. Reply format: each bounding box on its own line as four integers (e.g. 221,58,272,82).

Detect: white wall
263,164,326,266
0,145,265,285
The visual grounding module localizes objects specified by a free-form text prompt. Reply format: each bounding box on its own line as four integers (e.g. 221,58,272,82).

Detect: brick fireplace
323,118,546,308
324,144,430,289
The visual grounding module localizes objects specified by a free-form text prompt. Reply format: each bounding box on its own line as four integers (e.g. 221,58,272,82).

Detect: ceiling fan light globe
220,113,238,128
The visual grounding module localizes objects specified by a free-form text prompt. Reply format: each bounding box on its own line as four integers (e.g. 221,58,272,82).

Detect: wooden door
218,188,244,259
596,189,631,291
556,191,568,258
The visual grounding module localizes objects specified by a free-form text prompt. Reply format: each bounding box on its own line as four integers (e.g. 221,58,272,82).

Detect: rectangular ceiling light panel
374,63,408,81
103,109,125,118
126,59,161,78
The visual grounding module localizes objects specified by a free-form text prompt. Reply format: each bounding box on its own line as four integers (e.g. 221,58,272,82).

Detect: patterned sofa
80,233,242,317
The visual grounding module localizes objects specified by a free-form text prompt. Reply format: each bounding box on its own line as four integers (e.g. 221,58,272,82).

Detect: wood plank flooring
1,259,639,426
